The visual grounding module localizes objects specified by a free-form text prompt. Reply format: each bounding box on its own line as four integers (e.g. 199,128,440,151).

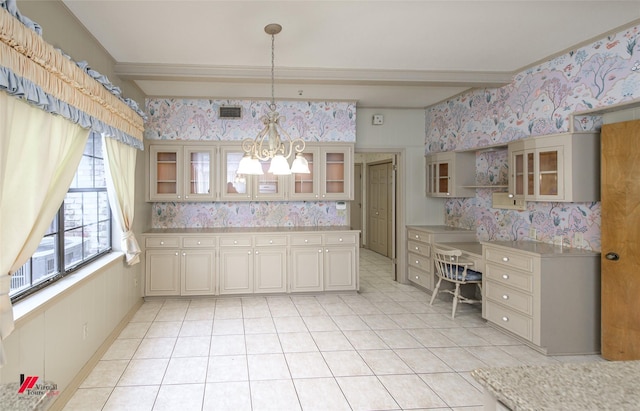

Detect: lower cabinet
144,229,358,296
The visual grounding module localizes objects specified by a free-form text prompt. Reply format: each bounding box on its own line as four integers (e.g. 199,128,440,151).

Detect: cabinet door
149,145,183,201
184,147,217,201
289,147,319,200
535,146,563,200
219,247,253,294
181,250,215,295
321,146,353,200
253,159,287,201
290,247,324,292
146,249,180,296
220,147,252,201
254,247,287,293
425,160,437,196
323,245,357,291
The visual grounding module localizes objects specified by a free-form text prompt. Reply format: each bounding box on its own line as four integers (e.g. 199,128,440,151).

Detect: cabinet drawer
485,281,533,315
408,266,432,289
485,263,533,293
408,230,431,244
291,234,323,246
408,240,430,257
182,237,216,248
408,252,430,272
255,235,288,246
485,301,533,341
485,247,534,272
145,237,180,248
219,236,252,247
325,233,357,245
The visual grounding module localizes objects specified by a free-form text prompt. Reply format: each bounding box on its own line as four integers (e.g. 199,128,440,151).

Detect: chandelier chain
270,32,276,110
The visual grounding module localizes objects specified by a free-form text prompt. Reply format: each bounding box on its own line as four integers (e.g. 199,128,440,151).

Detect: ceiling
61,1,640,109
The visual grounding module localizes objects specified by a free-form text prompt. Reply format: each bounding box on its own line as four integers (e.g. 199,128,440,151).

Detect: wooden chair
429,246,482,318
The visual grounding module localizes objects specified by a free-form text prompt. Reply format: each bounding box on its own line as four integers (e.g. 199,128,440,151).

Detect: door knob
605,252,620,261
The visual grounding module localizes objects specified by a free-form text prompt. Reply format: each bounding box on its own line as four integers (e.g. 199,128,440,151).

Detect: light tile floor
64,248,603,410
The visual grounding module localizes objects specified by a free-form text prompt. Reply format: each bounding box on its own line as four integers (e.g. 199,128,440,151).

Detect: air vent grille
219,106,242,119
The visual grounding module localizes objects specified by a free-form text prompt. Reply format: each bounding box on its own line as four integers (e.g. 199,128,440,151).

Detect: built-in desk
433,241,484,273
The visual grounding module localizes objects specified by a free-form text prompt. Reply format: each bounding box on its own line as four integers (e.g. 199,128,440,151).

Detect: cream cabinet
218,235,253,294
290,234,324,292
482,241,600,355
425,151,476,197
147,143,217,202
145,236,216,296
220,146,287,201
323,232,358,291
508,132,599,202
253,235,288,293
288,144,354,201
406,226,477,291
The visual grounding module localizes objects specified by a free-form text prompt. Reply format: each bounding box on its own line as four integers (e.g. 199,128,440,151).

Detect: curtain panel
0,93,90,366
104,136,141,265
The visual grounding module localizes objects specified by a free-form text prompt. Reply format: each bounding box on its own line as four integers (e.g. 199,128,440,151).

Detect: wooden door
601,119,640,360
350,163,363,247
368,162,390,256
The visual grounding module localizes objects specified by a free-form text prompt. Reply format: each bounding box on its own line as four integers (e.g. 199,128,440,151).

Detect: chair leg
451,283,461,318
430,278,442,306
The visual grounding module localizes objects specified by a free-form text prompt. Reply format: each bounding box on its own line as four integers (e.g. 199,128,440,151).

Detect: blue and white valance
0,0,145,149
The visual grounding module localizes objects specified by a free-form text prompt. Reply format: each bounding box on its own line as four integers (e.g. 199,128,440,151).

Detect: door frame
354,148,406,282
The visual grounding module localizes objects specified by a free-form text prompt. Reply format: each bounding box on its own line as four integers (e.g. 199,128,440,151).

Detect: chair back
432,246,478,283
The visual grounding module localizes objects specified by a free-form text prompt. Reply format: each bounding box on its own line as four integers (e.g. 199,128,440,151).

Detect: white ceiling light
237,23,310,176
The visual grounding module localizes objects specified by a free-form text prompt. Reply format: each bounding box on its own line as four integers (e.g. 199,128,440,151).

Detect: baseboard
46,298,144,411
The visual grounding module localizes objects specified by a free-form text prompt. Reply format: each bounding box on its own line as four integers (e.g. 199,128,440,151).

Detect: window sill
12,252,125,325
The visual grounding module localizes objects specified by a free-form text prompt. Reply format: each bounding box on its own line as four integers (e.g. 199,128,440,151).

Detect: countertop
144,226,357,235
472,361,640,411
406,225,475,234
481,240,600,257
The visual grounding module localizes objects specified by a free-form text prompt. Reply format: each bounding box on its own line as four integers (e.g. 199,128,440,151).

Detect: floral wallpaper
427,24,640,252
145,99,356,229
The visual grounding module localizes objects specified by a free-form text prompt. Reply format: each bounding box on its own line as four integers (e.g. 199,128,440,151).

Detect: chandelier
237,23,309,176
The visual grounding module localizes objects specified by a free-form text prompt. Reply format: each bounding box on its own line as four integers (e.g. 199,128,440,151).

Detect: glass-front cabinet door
289,147,319,200
150,145,182,201
536,146,563,200
321,145,353,200
253,159,286,201
221,147,251,201
184,147,216,201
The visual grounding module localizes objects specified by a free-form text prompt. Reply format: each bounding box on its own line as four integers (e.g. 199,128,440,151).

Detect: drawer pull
415,260,420,264
502,274,509,280
502,316,509,322
415,235,420,239
502,294,509,300
305,239,309,243
415,275,419,279
269,240,273,244
339,238,343,242
197,241,201,245
160,241,165,245
318,249,322,253
175,252,178,256
234,240,238,245
182,252,186,256
415,246,419,251
502,257,509,262
255,251,259,255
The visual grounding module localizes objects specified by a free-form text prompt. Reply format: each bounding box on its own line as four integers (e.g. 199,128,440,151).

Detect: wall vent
219,106,242,119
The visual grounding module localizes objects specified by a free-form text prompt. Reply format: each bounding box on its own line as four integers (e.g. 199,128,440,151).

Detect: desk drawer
408,252,430,272
182,237,216,248
485,247,534,272
485,301,532,341
485,263,533,293
408,229,431,244
145,237,180,248
408,240,430,257
408,266,432,289
219,236,252,247
485,280,533,315
291,234,323,246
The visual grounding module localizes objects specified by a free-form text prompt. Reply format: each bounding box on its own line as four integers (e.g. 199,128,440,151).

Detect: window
9,132,112,301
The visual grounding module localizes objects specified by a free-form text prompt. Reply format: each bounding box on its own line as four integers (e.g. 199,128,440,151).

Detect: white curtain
0,93,89,366
103,136,141,265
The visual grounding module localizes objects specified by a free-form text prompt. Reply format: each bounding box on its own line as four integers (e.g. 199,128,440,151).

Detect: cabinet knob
415,246,419,251
175,252,179,256
502,316,509,322
177,195,181,199
502,274,509,279
339,238,343,242
415,235,419,239
502,257,509,262
322,194,326,198
248,251,251,255
326,249,329,253
318,249,322,253
255,251,259,254
415,260,419,264
502,294,509,300
305,239,309,243
182,252,186,256
234,240,238,244
446,192,451,196
185,195,189,199
315,195,319,198
197,241,201,245
269,240,273,244
160,241,164,245
415,275,419,279
508,193,514,198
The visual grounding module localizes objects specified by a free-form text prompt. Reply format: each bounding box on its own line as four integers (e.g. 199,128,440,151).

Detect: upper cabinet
148,141,353,202
425,151,476,197
148,144,217,202
220,145,286,202
508,132,599,202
